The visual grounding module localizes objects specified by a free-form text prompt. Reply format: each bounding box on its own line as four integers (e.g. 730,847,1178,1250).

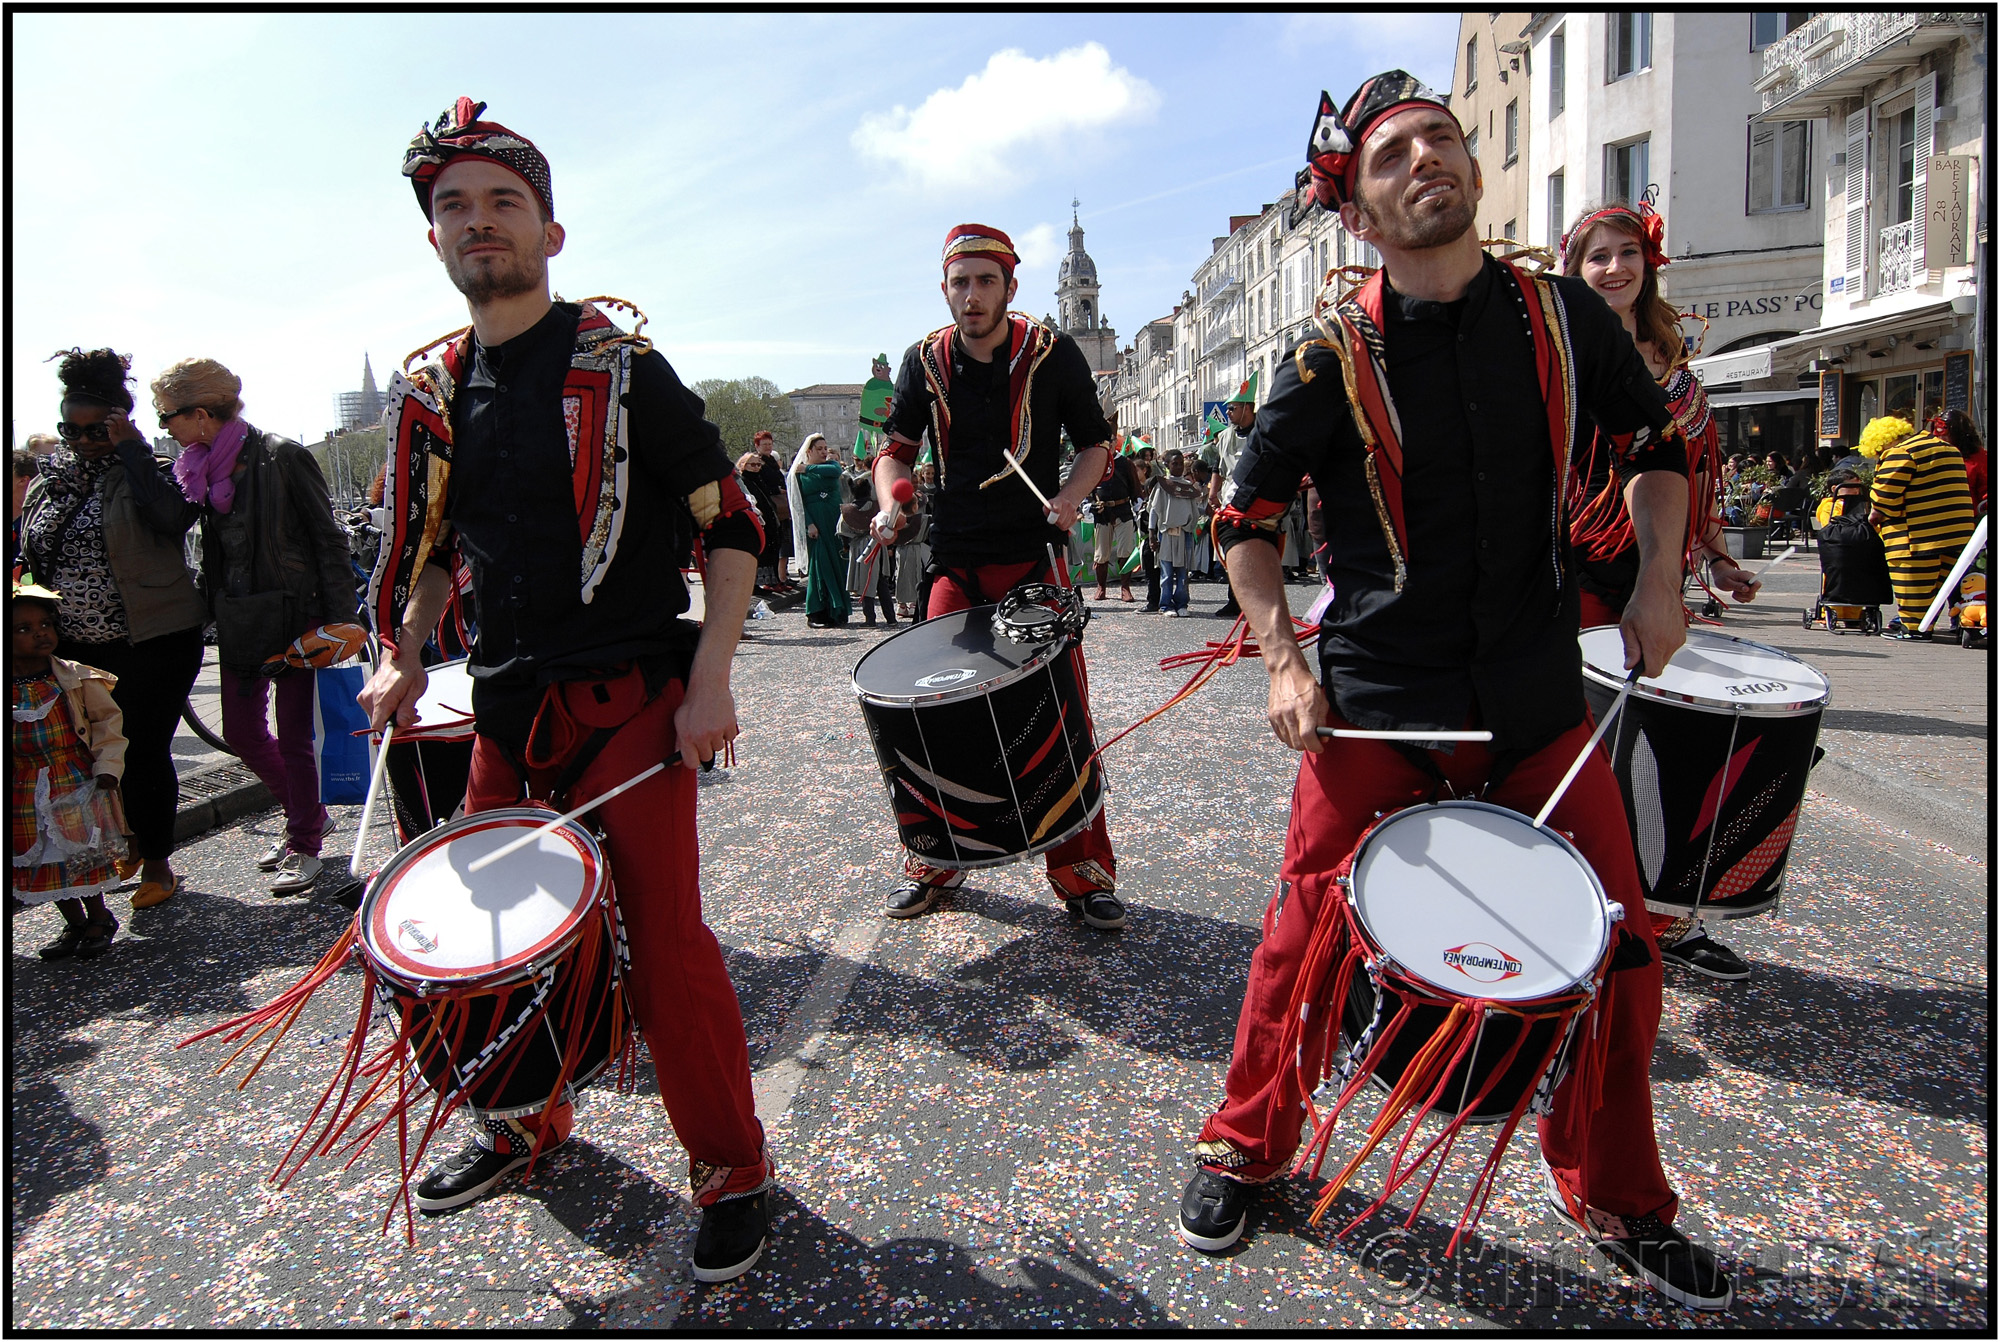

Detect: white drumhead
1349,802,1611,1002
404,658,477,740
363,810,606,984
1580,626,1829,714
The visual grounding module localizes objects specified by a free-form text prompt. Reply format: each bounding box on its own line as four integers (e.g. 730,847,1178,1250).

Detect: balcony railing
1757,12,1979,114
1199,266,1244,306
1878,220,1919,295
1200,308,1245,356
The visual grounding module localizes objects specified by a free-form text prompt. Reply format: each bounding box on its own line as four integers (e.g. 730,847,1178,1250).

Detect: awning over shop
1706,388,1821,408
1690,299,1961,385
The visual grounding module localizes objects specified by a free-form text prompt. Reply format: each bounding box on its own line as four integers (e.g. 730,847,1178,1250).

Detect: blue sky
10,11,1454,445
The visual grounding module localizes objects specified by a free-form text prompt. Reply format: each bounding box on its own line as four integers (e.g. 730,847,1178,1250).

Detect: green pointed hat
1205,410,1227,439
1227,371,1260,406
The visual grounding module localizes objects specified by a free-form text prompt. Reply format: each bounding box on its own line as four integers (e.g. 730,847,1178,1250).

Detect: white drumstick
1918,516,1987,633
1314,728,1495,741
991,449,1063,525
465,761,668,873
1743,544,1798,582
1533,666,1641,830
349,723,394,875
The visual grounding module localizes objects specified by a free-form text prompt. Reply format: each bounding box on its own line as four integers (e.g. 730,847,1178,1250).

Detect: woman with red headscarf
1562,202,1759,982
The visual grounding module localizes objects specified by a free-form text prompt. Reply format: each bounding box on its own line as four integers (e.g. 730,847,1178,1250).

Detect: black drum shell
855,608,1102,870
1583,679,1823,919
379,909,623,1119
1340,975,1570,1126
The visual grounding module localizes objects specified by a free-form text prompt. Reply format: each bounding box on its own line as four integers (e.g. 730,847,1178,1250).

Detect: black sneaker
1660,933,1750,981
413,1142,531,1212
884,878,945,919
1177,1169,1255,1251
1543,1166,1731,1311
1065,889,1127,931
693,1192,768,1283
1881,623,1932,641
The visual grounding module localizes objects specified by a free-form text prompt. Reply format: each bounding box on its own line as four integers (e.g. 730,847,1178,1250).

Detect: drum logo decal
396,919,439,955
1725,680,1788,697
1441,942,1523,983
914,668,979,689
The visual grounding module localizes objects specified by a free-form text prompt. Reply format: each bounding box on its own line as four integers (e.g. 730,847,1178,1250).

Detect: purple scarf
173,419,252,513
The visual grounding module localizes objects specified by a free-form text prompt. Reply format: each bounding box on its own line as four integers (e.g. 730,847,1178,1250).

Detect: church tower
1054,200,1118,373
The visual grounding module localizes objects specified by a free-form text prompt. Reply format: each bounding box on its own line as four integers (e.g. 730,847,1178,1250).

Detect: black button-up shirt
885,327,1113,566
1218,256,1685,751
440,303,755,748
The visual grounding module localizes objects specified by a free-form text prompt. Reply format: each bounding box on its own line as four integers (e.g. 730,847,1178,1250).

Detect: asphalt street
10,557,1990,1329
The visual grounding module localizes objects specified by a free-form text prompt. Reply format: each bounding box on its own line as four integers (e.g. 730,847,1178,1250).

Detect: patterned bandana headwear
1559,199,1671,272
942,224,1018,280
1305,69,1457,212
403,97,554,222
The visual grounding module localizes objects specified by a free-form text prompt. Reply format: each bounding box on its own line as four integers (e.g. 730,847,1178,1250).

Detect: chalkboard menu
1819,371,1844,440
1943,350,1972,415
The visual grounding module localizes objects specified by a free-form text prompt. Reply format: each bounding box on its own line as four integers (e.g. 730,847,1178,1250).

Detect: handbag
312,661,375,806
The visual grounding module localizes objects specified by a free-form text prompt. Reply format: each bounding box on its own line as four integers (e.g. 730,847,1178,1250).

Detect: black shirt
885,326,1114,566
1218,256,1685,751
440,302,756,748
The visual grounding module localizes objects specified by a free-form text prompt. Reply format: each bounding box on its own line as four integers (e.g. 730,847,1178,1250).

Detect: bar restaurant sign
1926,156,1972,271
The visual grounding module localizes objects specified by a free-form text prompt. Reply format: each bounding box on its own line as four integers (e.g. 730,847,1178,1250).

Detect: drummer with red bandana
360,98,774,1284
1174,72,1732,1312
867,225,1128,931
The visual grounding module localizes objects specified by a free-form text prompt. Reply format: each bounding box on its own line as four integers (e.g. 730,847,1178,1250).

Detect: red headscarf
942,224,1018,280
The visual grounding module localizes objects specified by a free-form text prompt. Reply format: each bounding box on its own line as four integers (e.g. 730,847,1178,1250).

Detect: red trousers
1198,712,1678,1224
464,678,771,1205
910,557,1118,894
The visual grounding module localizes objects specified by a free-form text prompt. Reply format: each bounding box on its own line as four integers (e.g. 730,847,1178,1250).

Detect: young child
12,582,129,960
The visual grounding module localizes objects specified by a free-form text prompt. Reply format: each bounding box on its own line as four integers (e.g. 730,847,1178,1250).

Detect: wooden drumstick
348,723,394,875
1533,666,1640,829
465,760,671,873
1314,728,1495,741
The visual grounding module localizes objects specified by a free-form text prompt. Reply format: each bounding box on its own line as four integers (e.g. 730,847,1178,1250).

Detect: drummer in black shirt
867,224,1126,930
1174,74,1732,1312
360,98,774,1284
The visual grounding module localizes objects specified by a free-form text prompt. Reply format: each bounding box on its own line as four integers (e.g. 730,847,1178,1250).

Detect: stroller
1803,473,1892,635
1946,547,1987,649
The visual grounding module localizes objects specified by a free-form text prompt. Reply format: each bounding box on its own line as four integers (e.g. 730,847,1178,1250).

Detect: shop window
1884,373,1919,422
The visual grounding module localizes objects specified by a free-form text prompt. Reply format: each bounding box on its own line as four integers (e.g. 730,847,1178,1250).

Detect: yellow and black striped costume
1870,430,1977,625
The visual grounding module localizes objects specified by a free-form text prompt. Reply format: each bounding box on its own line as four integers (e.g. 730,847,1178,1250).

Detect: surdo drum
853,605,1102,869
359,808,630,1118
1579,626,1828,920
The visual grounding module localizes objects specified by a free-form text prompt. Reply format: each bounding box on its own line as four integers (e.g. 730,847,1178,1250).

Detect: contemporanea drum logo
914,668,979,689
396,919,439,955
1442,942,1523,983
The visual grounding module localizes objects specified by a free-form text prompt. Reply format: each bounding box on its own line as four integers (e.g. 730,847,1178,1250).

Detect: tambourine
992,583,1090,646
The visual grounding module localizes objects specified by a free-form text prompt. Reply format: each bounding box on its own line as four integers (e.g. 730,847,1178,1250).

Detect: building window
1607,138,1650,205
1466,128,1480,163
1465,34,1478,92
1891,104,1918,224
1549,27,1566,116
1608,13,1652,80
1504,217,1518,240
1750,12,1810,50
1748,120,1810,212
1504,100,1519,165
1547,171,1565,249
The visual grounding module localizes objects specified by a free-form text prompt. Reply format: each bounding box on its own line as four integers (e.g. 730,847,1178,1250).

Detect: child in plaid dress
12,583,128,960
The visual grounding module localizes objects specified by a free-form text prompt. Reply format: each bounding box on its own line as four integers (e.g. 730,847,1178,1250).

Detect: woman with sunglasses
18,348,208,915
154,357,363,897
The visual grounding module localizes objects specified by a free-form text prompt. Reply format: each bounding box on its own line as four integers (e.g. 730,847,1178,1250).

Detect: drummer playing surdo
357,99,776,1284
867,224,1127,930
1176,73,1733,1311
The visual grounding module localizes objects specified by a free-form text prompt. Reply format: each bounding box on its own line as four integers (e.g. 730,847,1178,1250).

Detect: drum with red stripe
852,606,1101,869
359,807,628,1118
1579,626,1828,920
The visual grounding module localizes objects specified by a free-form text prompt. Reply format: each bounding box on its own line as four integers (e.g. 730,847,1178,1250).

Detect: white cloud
854,43,1160,193
1013,223,1061,273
